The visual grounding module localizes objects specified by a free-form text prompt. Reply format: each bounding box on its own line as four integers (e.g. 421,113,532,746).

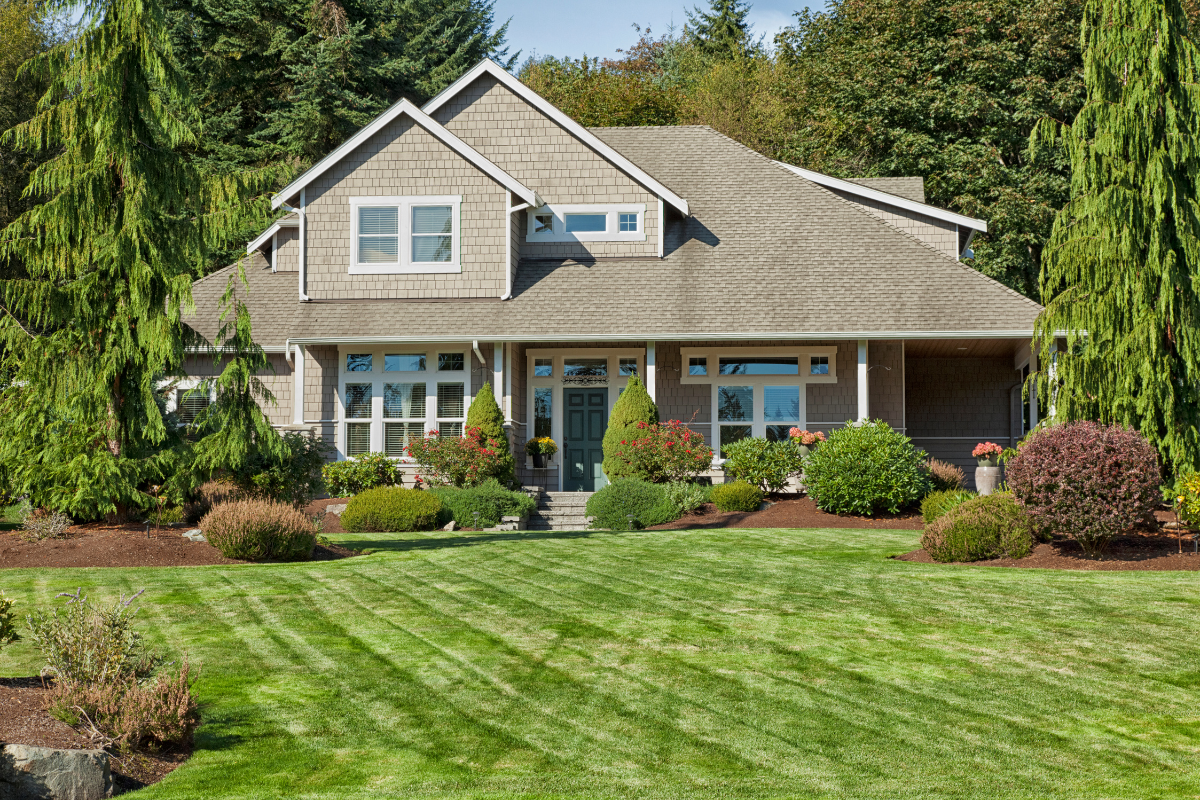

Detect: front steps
528,491,594,531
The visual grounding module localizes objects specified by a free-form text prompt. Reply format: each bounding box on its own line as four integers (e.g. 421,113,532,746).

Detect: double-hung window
350,196,461,274
527,204,646,242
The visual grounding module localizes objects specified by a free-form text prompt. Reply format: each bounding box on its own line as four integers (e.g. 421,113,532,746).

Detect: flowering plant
972,442,1004,460
407,425,514,488
616,420,714,483
788,428,826,446
1175,473,1200,528
525,436,559,457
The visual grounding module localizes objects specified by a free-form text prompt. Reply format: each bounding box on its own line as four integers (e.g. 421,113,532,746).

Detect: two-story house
184,59,1044,492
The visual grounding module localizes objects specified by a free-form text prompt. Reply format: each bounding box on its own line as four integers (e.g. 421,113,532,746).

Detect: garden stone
975,466,1002,496
442,520,457,531
182,529,207,543
0,744,113,800
325,504,348,516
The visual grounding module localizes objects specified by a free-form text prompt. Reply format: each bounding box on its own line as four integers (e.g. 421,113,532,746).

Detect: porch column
492,342,504,410
857,339,868,422
1028,349,1038,430
292,344,305,425
504,343,513,424
646,341,656,401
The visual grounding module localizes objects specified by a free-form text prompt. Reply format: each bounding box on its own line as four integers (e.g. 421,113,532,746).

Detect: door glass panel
763,385,800,421
534,388,552,438
385,354,426,372
436,383,464,417
384,383,425,418
563,358,607,376
345,384,372,418
717,386,753,421
718,356,798,375
719,425,751,459
346,423,371,456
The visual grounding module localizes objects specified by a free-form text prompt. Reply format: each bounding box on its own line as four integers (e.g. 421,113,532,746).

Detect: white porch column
492,342,504,409
504,343,513,424
646,341,656,401
1028,348,1039,430
857,339,868,422
292,344,305,425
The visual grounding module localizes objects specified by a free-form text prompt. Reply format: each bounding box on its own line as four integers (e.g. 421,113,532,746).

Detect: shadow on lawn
342,528,629,553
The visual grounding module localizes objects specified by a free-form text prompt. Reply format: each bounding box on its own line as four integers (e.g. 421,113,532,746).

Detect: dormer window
527,204,646,243
349,195,461,274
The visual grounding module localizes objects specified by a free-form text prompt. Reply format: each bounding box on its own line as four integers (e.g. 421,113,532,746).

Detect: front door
563,389,608,492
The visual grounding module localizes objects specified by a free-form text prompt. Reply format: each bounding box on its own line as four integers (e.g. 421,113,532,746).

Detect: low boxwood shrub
721,437,804,493
322,452,403,498
920,490,976,524
200,499,317,561
925,459,965,492
710,481,762,512
430,479,536,528
803,421,930,515
585,478,678,530
341,487,442,532
1004,421,1161,556
920,492,1035,562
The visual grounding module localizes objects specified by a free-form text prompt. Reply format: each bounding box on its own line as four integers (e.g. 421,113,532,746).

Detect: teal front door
563,389,608,492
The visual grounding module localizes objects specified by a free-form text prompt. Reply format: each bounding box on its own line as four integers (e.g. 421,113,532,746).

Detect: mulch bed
0,676,190,794
1,522,360,569
649,496,924,531
896,531,1200,571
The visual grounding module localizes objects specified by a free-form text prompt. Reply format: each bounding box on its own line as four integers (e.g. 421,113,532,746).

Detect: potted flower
972,442,1003,467
788,427,826,458
525,436,558,468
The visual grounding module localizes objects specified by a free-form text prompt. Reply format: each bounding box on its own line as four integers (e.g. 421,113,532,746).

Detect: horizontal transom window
526,204,646,243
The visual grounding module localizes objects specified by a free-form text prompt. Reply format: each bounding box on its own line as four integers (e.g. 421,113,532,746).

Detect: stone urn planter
975,465,1002,496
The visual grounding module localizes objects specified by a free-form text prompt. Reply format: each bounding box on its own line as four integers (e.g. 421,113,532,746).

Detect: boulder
182,529,207,543
441,520,457,531
0,744,113,800
325,504,348,516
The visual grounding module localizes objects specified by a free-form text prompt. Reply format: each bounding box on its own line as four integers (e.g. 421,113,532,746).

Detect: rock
325,504,348,516
1164,521,1187,530
182,529,207,543
0,744,113,800
442,520,457,531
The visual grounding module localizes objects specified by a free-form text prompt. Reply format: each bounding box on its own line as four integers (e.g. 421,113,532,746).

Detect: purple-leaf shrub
1004,421,1160,556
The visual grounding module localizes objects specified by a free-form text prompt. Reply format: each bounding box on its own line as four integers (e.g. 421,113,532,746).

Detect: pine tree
0,0,275,517
1031,0,1200,473
686,0,753,60
602,376,659,479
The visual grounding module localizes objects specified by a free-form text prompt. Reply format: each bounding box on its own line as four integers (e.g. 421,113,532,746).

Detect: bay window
349,196,461,274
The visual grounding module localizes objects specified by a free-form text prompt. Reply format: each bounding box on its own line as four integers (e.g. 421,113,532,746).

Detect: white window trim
526,204,646,243
159,378,216,428
348,195,462,275
337,345,473,460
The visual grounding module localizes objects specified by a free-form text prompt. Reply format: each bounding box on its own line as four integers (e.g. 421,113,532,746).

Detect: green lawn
2,527,1198,799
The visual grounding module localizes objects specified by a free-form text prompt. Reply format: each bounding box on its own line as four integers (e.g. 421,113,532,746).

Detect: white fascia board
422,59,690,217
271,99,540,210
286,330,1035,345
246,216,299,254
773,161,988,233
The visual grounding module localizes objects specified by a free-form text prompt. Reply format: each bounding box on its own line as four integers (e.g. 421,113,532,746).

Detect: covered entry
563,389,607,491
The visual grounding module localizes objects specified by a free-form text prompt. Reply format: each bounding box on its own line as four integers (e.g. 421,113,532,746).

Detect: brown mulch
0,676,190,794
306,497,351,534
1,521,360,569
649,496,925,531
896,529,1200,571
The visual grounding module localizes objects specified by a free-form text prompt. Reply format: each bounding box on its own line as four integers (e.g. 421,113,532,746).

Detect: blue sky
494,1,821,63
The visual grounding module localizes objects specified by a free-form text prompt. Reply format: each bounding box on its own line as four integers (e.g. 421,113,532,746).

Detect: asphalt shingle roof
193,125,1041,344
185,254,299,348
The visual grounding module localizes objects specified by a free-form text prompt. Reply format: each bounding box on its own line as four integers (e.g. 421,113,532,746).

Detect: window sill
349,263,462,275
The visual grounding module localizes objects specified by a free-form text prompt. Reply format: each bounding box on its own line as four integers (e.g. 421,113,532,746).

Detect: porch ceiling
903,338,1025,358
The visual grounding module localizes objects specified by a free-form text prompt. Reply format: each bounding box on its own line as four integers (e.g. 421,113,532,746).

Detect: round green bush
710,481,763,512
920,489,977,524
200,499,317,562
803,421,930,515
585,478,677,530
341,487,442,533
430,479,537,528
920,492,1035,563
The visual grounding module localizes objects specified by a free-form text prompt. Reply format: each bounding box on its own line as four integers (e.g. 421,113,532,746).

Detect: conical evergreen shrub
467,383,515,485
602,376,659,479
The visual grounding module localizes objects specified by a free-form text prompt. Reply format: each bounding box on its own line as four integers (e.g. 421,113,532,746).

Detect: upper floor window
349,195,461,275
527,204,646,243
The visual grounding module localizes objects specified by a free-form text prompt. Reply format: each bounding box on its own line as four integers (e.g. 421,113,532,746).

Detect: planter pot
975,465,1002,496
976,457,999,467
797,445,812,459
532,453,546,469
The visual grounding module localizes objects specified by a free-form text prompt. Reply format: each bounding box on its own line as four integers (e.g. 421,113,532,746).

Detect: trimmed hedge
201,499,317,561
585,478,677,530
710,481,762,512
341,487,442,533
920,493,1034,563
920,490,976,524
803,421,930,515
430,480,536,529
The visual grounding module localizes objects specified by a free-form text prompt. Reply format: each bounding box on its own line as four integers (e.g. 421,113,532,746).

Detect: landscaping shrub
26,589,161,685
322,452,403,497
921,490,976,524
1175,472,1200,527
467,382,515,483
803,421,930,515
1004,421,1161,556
19,508,73,541
710,481,763,512
663,480,709,516
921,493,1035,562
601,377,659,479
0,591,18,652
430,480,536,528
184,480,239,523
721,437,804,492
341,487,442,532
407,426,512,488
585,478,677,529
229,430,330,507
609,420,713,483
200,499,317,561
925,459,966,492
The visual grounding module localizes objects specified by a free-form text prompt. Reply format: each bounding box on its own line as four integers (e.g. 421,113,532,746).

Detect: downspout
501,200,532,300
472,340,485,367
299,188,310,301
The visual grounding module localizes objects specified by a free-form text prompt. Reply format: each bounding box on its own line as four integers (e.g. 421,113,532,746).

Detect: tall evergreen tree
0,0,275,517
687,0,753,60
1031,0,1200,473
